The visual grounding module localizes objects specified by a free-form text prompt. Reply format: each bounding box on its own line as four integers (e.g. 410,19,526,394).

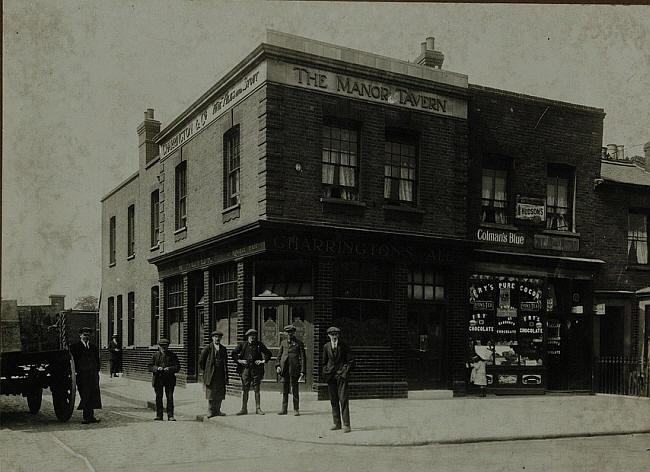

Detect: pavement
100,375,650,447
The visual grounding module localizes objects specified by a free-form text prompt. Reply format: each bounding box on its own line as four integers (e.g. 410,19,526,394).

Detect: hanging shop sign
160,62,267,158
268,61,467,119
515,196,546,226
476,228,525,246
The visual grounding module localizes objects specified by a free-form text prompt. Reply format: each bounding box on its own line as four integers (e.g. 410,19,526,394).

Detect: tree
74,295,98,311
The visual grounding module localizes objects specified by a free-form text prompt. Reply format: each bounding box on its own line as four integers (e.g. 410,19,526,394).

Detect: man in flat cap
276,325,306,416
322,326,354,432
199,330,229,417
148,338,180,421
232,328,272,415
69,327,102,424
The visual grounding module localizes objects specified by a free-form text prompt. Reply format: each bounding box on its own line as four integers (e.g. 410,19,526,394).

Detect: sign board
595,303,606,315
515,196,546,226
476,228,525,246
534,234,580,252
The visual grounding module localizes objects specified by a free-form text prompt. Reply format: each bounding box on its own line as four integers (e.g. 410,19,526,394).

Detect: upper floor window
547,166,574,231
175,161,187,230
384,136,417,205
150,190,159,247
322,123,359,200
109,216,116,264
127,204,135,257
481,166,508,224
224,126,240,208
628,212,648,265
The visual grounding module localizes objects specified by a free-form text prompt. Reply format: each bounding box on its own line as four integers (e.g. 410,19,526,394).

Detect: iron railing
595,356,649,397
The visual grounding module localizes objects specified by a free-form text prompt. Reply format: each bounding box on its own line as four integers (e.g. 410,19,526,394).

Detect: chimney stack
138,108,161,166
617,144,625,161
415,36,444,69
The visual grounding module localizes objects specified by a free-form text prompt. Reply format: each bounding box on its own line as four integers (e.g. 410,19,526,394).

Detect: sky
2,1,649,306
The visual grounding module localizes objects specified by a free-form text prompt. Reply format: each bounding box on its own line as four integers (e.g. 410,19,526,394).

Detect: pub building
100,31,606,397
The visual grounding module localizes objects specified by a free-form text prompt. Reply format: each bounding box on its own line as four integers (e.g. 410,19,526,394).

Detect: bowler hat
158,338,170,345
245,328,258,337
79,327,92,334
284,324,296,332
210,330,224,337
327,326,341,334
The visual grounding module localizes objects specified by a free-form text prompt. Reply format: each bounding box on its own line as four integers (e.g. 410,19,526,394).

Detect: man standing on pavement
69,327,102,424
322,326,354,433
148,338,180,421
109,334,122,378
276,325,306,416
199,330,229,417
232,328,272,415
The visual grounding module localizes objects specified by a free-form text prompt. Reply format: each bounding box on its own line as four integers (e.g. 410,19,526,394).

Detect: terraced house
101,31,618,398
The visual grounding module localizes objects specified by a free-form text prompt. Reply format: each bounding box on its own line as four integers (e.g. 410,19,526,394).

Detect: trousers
281,375,300,412
327,377,350,427
154,384,175,418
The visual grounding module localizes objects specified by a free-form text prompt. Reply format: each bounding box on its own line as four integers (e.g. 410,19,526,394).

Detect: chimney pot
145,108,155,120
606,143,617,160
426,37,435,50
617,144,625,160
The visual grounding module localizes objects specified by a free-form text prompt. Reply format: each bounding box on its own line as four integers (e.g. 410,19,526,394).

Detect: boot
255,391,265,415
236,391,248,415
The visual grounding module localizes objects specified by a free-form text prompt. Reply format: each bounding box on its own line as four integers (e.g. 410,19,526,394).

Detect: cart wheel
27,388,43,414
52,354,76,422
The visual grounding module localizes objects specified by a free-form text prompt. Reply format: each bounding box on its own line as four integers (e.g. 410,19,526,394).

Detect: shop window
116,294,123,343
166,277,184,345
546,165,574,231
127,292,135,346
255,260,312,297
175,161,187,230
212,264,238,345
384,134,417,205
151,286,159,346
408,267,444,300
481,163,509,224
334,261,391,346
224,126,240,208
150,190,159,247
628,212,648,265
107,296,114,344
321,123,359,200
109,216,116,264
127,204,135,257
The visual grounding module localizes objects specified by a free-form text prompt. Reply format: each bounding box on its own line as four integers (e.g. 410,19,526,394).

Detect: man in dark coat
232,328,272,415
199,330,229,417
109,334,122,377
276,325,306,416
69,327,102,424
148,338,180,421
322,326,354,433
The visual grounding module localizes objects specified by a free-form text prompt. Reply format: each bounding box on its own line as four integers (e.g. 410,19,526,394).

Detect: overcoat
69,341,102,410
148,349,181,387
199,343,229,391
276,337,306,378
321,341,354,383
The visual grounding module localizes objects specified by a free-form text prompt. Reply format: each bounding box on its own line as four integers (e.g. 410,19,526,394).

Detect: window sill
222,203,241,214
174,227,187,235
626,265,650,272
108,262,116,268
480,222,519,231
383,204,425,215
320,197,367,208
126,254,135,261
542,229,580,238
150,244,160,252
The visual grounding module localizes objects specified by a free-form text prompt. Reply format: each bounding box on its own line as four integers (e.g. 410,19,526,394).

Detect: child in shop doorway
470,352,487,397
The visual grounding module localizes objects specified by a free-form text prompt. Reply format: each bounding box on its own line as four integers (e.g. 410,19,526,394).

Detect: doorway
256,301,314,389
547,314,590,390
406,304,446,389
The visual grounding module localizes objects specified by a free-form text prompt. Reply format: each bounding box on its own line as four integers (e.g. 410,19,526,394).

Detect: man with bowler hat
148,338,180,421
322,326,354,432
276,324,306,416
232,328,272,415
69,327,102,424
199,330,229,417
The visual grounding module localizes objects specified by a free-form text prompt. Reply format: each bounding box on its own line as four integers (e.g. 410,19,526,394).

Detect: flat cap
79,327,93,334
158,338,170,345
245,328,258,336
283,324,296,332
210,330,224,337
327,326,341,334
